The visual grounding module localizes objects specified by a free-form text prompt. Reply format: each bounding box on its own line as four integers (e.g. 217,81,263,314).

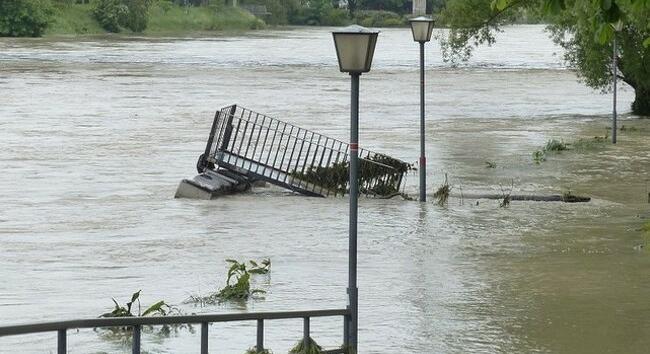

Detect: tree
0,0,53,37
439,0,650,116
93,0,153,33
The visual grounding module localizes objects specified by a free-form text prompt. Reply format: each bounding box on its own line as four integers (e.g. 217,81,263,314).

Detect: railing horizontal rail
0,309,349,337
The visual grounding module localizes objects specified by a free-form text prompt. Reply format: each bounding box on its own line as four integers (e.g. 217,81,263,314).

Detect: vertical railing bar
272,123,288,178
298,131,316,188
243,111,258,159
284,127,301,184
257,319,264,352
202,110,221,164
132,325,141,354
324,139,336,196
234,109,248,156
307,135,322,193
264,120,281,168
343,315,350,348
229,114,244,154
57,328,66,354
251,115,266,174
292,130,309,188
279,125,294,178
258,117,274,175
201,322,209,354
303,317,310,349
213,111,227,158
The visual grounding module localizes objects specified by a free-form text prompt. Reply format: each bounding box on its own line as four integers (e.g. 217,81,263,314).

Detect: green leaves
600,0,612,11
100,291,168,318
644,37,650,48
543,0,566,15
142,300,168,317
594,22,616,44
490,0,510,11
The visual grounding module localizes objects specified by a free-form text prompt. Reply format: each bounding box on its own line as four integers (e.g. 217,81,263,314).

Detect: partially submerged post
175,104,410,199
332,24,380,353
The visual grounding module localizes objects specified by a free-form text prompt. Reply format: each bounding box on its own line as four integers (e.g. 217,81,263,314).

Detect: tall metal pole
612,35,618,144
419,41,427,202
348,72,360,352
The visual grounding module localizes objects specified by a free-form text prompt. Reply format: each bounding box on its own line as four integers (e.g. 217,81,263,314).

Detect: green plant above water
289,337,323,354
433,174,452,206
532,150,546,164
189,259,269,305
97,290,189,341
290,154,413,197
544,139,568,152
100,290,170,318
245,346,273,354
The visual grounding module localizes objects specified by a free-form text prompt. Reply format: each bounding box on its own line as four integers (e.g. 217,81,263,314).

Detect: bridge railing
201,104,408,197
0,308,350,354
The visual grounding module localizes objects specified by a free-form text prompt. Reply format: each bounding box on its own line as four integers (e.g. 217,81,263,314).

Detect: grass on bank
45,3,263,36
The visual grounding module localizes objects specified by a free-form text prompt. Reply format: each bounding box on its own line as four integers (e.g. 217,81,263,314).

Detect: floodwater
1,25,649,353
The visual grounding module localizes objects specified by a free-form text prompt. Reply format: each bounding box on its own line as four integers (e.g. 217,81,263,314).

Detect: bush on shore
0,0,53,37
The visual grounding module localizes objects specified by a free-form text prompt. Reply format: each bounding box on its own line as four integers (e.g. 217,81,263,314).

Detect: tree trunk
632,86,650,116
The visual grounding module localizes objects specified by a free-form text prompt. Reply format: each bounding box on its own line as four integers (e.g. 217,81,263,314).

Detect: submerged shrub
0,0,53,37
100,290,171,318
289,337,323,354
433,174,452,206
188,259,269,305
543,139,568,152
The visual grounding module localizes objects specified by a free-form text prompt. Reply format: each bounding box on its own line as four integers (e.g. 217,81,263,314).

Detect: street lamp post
409,16,435,202
332,25,379,353
611,22,622,144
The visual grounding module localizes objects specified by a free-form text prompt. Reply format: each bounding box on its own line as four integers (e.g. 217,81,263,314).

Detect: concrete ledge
174,170,250,199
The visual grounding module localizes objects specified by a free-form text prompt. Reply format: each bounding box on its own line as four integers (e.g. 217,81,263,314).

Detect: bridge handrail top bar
0,308,349,337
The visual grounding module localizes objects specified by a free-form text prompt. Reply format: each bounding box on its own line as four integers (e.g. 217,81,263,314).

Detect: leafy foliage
289,337,323,354
532,149,546,164
485,160,497,168
188,259,269,304
93,0,128,32
100,290,171,318
0,0,53,37
440,0,650,115
245,346,273,354
544,139,568,152
93,0,153,32
290,154,412,197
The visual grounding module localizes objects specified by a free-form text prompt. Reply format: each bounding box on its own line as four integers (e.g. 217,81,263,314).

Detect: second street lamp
332,24,379,353
409,16,435,202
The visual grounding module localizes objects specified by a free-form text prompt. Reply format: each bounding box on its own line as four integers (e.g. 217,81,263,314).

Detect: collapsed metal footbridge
178,104,411,199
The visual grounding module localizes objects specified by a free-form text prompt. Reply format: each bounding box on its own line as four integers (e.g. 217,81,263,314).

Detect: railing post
201,322,209,354
256,319,264,352
303,317,310,349
132,325,141,354
343,314,350,347
57,329,66,354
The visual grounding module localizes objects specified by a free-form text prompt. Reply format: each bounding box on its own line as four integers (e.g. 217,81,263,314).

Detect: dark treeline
0,0,452,37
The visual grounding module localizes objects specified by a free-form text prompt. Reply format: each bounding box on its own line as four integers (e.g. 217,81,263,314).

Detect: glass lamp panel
334,33,371,72
409,17,434,42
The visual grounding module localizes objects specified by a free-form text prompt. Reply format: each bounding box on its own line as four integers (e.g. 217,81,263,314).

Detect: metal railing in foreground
0,308,350,354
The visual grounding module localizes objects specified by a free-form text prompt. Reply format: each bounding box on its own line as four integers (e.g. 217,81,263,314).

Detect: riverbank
46,3,264,36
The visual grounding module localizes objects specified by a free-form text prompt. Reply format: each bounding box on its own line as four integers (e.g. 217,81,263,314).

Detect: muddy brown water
1,25,649,353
